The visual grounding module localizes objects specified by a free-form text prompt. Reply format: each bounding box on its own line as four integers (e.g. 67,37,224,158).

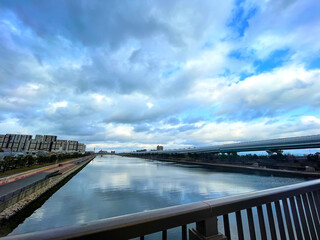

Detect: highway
127,134,320,155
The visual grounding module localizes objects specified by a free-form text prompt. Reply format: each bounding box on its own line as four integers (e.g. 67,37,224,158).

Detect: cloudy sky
1,0,320,152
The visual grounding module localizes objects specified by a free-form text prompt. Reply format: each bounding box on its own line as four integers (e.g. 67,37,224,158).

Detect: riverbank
130,156,320,178
0,155,95,228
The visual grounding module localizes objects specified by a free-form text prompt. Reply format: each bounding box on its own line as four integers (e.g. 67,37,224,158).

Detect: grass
0,158,76,178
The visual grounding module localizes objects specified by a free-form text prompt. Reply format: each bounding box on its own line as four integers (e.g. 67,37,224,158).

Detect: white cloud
188,64,320,119
46,101,68,114
146,102,153,109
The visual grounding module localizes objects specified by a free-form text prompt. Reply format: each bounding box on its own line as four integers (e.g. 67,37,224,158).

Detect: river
10,155,308,238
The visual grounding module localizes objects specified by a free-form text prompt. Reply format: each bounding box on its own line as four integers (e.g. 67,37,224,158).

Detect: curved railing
3,179,320,240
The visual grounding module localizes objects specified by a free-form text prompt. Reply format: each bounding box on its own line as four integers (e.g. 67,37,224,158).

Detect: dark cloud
165,117,180,125
133,123,151,133
0,0,182,48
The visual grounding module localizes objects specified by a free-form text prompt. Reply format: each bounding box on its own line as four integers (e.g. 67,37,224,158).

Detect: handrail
3,179,320,240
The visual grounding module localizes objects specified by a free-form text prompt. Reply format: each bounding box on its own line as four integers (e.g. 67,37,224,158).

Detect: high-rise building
0,133,85,153
157,145,164,151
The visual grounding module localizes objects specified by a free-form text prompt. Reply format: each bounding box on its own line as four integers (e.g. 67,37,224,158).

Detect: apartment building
0,134,86,153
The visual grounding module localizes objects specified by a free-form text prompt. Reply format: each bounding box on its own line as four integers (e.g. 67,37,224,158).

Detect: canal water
10,155,307,238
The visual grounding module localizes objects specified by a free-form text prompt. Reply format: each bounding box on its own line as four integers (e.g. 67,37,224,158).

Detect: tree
16,156,26,168
3,156,14,172
57,154,64,161
25,155,35,167
50,155,57,162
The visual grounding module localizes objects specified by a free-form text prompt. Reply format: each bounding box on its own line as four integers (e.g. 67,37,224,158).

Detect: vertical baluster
296,195,311,240
307,192,320,238
181,225,187,240
274,200,287,240
236,210,244,240
301,194,317,239
282,198,295,240
314,191,320,219
257,205,267,240
289,197,303,239
246,208,256,240
162,230,167,240
266,203,277,240
223,214,231,240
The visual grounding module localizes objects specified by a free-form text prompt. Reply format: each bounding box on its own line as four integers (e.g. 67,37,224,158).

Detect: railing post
189,217,227,240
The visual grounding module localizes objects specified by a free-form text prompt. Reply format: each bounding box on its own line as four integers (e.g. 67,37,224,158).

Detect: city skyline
1,1,320,152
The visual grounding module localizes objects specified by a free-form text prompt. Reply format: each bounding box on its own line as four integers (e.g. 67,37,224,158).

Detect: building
0,134,86,154
67,141,78,152
51,140,68,152
0,134,32,152
77,143,86,153
157,145,164,151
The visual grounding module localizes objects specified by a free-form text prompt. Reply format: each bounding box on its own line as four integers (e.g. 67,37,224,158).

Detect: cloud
0,0,320,151
239,0,320,61
190,64,320,121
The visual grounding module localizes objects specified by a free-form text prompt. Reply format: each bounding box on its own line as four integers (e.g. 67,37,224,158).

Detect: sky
0,0,320,152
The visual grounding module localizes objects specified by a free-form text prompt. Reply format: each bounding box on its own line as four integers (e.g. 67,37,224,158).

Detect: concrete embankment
126,155,320,179
0,156,95,223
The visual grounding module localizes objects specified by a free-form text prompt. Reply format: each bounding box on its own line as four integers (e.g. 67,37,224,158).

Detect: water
10,155,307,238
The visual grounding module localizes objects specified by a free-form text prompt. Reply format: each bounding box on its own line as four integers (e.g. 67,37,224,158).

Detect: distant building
157,145,164,151
0,133,86,154
136,149,147,152
98,150,108,154
111,151,115,154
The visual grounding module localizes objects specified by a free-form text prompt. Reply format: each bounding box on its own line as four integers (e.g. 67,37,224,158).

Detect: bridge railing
4,179,320,240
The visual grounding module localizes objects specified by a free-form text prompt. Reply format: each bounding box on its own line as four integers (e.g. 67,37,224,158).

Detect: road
0,172,49,198
0,159,84,199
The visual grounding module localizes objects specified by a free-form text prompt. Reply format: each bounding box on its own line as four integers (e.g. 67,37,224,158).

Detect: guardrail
3,179,320,240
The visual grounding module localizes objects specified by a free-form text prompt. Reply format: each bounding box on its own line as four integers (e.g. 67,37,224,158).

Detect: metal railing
3,179,320,240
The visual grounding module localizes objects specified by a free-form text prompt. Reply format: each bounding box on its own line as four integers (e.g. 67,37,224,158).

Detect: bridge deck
127,134,320,155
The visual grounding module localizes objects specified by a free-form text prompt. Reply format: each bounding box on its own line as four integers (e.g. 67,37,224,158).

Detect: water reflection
11,155,305,236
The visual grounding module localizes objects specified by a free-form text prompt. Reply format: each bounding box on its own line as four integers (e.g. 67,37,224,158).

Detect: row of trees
0,152,90,173
143,152,320,164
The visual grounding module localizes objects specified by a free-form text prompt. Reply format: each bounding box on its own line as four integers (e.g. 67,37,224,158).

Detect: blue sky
0,0,320,152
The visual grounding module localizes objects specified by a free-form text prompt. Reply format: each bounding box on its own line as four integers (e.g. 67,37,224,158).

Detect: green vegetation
136,152,320,171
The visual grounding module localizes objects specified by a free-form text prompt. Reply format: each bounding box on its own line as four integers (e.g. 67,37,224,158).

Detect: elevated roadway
126,134,320,155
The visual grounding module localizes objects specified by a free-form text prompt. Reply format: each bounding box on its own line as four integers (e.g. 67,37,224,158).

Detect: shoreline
129,156,320,178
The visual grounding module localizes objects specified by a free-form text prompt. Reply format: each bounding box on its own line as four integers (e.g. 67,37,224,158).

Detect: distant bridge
126,134,320,155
